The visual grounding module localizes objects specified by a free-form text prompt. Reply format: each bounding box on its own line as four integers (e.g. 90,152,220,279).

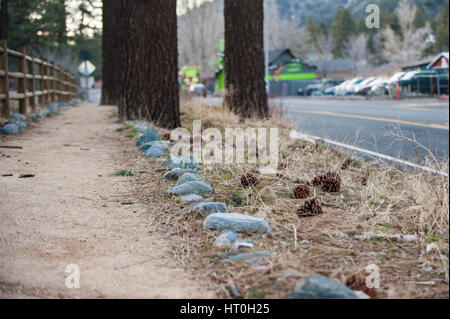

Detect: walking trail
0,103,214,298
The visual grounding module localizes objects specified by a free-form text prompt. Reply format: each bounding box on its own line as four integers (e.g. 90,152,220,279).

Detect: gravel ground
0,103,214,298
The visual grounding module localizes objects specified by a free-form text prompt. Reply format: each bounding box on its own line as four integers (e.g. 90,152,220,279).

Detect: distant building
401,58,434,72
267,48,318,96
427,52,449,73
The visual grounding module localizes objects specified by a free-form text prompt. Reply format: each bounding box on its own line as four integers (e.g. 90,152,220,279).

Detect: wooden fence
0,40,78,119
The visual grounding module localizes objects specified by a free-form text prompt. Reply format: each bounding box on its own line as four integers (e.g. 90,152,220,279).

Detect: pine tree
434,0,449,52
118,0,180,128
101,0,120,106
331,9,356,57
224,0,268,119
1,0,7,40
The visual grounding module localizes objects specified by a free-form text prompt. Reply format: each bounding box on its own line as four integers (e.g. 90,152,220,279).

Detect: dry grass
129,97,449,299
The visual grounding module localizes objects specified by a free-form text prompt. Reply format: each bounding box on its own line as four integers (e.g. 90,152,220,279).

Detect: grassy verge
133,98,449,299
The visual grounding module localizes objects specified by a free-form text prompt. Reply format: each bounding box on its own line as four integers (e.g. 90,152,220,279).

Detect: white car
350,77,377,95
335,78,364,96
369,77,389,96
386,72,407,86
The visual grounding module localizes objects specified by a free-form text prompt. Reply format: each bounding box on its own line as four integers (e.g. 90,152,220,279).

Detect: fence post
28,54,36,111
0,40,10,119
50,61,55,103
44,58,50,105
64,70,69,102
18,47,28,114
37,59,42,106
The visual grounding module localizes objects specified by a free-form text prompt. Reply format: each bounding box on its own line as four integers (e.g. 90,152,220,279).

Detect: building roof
267,48,296,65
401,58,434,71
427,52,449,69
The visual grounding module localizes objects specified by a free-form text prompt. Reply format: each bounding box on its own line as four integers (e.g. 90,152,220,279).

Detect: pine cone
293,185,310,199
312,172,341,187
322,176,341,192
312,175,326,186
241,173,259,188
361,176,368,186
345,274,377,299
297,198,323,217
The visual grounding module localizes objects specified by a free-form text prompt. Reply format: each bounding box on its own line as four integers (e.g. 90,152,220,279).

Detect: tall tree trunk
57,0,67,45
224,0,268,119
1,0,7,40
118,0,180,129
101,0,120,106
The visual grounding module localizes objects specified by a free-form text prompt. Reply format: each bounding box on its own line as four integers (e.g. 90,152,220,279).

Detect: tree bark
57,0,67,45
118,0,180,129
1,0,7,40
101,0,120,106
224,0,268,119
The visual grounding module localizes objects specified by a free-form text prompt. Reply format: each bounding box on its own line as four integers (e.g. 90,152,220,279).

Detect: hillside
275,0,447,25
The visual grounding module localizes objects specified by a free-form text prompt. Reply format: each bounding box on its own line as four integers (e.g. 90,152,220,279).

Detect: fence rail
0,40,77,119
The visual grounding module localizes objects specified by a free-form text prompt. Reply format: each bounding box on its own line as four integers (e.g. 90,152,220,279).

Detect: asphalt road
206,96,449,165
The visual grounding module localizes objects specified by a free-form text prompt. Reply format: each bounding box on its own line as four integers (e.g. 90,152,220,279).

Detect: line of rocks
129,122,369,299
0,101,80,135
131,123,273,266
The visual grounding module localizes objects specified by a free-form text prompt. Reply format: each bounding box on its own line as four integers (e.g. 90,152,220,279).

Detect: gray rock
144,145,169,158
16,121,27,131
163,168,199,181
288,275,359,299
180,194,204,205
10,113,27,121
233,240,254,250
49,104,60,112
135,125,150,134
169,155,199,170
226,251,272,264
176,173,203,186
214,230,238,247
191,202,228,217
140,140,170,151
39,110,51,118
204,213,271,234
167,181,213,196
136,129,160,146
1,123,19,135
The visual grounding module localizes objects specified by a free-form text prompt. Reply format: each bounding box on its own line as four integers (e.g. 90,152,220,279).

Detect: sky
65,0,213,36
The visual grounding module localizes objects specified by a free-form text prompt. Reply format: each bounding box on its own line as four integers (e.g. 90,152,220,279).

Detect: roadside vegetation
124,98,449,299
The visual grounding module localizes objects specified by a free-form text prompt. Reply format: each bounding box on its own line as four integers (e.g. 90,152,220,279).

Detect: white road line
290,130,449,177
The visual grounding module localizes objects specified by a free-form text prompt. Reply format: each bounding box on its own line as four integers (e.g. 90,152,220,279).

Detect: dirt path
0,103,214,298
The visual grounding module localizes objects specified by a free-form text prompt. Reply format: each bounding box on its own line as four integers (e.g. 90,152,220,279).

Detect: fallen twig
0,145,22,149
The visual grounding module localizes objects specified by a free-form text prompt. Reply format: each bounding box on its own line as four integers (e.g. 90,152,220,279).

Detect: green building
214,47,317,96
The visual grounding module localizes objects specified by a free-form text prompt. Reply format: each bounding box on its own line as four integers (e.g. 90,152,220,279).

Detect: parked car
335,78,360,96
368,77,389,96
336,77,365,96
188,83,207,97
352,77,377,95
386,72,407,86
304,78,344,96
